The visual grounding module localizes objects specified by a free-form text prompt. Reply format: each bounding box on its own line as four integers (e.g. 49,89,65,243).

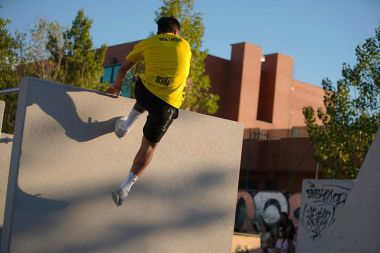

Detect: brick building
102,40,325,193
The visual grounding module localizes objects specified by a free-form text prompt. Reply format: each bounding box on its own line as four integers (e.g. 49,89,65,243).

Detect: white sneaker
111,187,129,207
114,116,128,138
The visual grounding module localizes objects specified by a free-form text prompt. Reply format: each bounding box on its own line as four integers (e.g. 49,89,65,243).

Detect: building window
122,71,133,98
265,180,278,191
100,65,134,98
101,64,121,84
101,66,114,83
112,65,120,82
238,170,257,190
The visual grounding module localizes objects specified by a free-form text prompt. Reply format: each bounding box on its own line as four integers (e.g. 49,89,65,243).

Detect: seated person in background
260,223,274,253
268,228,289,253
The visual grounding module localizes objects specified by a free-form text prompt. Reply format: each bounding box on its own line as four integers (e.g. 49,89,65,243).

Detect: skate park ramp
321,128,380,253
1,78,244,253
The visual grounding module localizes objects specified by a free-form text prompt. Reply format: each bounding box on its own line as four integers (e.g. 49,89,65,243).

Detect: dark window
102,66,113,83
100,65,134,98
265,180,278,191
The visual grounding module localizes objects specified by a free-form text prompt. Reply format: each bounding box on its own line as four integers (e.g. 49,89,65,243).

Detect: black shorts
134,78,178,143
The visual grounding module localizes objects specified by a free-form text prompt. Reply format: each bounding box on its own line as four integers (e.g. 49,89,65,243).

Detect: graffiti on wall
235,191,301,233
299,180,352,240
295,180,353,253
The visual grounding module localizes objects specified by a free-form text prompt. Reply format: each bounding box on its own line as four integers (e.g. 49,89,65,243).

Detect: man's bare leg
130,136,157,176
111,136,157,206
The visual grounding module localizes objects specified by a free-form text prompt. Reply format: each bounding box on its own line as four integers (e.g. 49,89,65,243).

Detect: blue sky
1,0,379,86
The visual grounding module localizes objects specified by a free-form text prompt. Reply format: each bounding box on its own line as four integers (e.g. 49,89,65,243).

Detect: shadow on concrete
61,168,230,253
12,168,233,253
59,209,228,253
14,186,69,213
26,85,119,142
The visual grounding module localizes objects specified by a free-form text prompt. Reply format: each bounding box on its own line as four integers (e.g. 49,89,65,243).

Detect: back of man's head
157,16,180,34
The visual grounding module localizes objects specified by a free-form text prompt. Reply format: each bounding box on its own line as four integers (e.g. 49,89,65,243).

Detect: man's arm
105,60,136,97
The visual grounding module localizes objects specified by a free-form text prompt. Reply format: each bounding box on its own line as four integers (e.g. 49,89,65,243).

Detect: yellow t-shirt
126,33,192,108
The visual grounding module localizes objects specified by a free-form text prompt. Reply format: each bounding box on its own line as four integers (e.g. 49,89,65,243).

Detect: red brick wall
241,137,320,191
257,55,277,123
242,138,316,172
270,54,294,128
205,55,230,119
235,43,263,128
222,43,245,121
289,80,325,126
103,41,140,66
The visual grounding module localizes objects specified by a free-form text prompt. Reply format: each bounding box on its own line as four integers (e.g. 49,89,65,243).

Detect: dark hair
156,16,180,34
263,223,271,232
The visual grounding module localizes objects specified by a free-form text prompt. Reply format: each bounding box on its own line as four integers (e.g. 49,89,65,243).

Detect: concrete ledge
0,134,12,250
1,78,244,253
0,100,4,132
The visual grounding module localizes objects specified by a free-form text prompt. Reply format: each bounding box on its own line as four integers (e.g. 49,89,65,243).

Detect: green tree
303,27,380,179
0,18,21,133
18,18,64,81
156,0,219,114
45,9,108,91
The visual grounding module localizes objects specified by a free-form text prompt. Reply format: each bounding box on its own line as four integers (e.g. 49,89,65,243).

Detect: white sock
119,172,139,192
121,108,141,133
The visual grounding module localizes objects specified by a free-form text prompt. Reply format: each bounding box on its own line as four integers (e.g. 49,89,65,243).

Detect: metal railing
0,87,20,96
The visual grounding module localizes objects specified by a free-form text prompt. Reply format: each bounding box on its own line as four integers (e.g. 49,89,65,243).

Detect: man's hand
105,61,136,98
105,86,121,98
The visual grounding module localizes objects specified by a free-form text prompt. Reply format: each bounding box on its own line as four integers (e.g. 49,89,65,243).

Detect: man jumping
106,17,191,207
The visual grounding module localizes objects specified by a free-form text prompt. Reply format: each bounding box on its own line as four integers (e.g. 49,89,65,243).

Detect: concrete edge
0,100,4,133
1,78,29,253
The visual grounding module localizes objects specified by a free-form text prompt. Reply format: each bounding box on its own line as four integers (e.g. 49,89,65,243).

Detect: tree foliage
17,18,64,80
156,0,219,114
0,18,20,88
1,9,109,133
303,27,380,179
0,18,21,133
59,9,107,90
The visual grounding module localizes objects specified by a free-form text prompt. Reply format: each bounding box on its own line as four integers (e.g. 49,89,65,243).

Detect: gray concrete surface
1,78,244,253
322,129,380,253
296,180,353,253
0,133,12,247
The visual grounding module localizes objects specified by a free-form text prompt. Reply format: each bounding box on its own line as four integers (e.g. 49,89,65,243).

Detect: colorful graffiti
235,191,301,233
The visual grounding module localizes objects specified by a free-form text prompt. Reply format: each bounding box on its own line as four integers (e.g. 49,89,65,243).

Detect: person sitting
260,223,274,253
268,228,289,253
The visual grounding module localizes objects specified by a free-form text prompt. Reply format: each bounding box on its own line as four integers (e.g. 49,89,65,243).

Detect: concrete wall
296,180,353,253
0,101,4,132
0,134,12,247
1,78,244,253
321,129,380,253
1,100,13,247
